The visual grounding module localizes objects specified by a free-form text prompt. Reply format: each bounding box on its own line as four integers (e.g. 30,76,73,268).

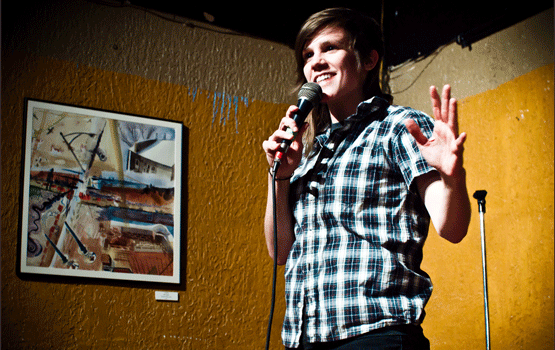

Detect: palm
405,85,466,177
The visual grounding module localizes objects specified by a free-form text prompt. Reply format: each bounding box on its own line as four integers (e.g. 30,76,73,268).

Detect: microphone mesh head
298,82,322,104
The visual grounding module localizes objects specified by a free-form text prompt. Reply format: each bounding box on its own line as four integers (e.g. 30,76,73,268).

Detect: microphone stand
473,190,490,350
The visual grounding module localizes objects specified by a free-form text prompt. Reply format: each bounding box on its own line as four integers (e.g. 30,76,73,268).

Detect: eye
302,51,314,62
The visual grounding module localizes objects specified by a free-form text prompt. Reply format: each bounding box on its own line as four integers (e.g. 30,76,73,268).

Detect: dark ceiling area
129,1,552,67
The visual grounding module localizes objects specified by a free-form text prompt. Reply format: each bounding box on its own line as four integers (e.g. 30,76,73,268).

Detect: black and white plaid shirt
282,97,436,348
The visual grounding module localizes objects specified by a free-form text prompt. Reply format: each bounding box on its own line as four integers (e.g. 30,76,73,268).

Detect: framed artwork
19,99,183,284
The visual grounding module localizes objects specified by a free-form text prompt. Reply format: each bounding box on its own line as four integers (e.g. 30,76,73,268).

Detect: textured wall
389,9,554,350
1,51,289,348
2,1,294,348
2,0,296,104
389,9,554,115
422,64,554,349
2,1,553,349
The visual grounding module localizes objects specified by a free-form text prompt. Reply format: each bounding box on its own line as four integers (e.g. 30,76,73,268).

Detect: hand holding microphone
265,83,322,174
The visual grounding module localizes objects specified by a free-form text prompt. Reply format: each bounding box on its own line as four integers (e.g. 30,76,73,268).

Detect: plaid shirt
282,97,436,348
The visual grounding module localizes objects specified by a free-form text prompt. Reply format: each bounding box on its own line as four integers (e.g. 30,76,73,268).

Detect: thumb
405,119,428,146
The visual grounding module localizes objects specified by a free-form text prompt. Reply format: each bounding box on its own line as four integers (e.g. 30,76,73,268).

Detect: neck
327,92,365,123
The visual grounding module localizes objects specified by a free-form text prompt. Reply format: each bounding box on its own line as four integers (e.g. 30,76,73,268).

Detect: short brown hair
294,8,391,153
295,8,384,94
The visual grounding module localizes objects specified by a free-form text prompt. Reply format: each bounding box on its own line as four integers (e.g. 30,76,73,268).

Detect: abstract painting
19,99,183,284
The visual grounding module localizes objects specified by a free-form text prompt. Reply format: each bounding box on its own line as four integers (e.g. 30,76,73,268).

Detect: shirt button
297,302,303,309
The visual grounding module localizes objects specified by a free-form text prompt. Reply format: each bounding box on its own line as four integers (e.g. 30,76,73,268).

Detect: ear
363,50,379,71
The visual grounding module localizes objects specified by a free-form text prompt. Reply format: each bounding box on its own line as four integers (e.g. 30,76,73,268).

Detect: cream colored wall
389,9,553,114
2,1,553,348
3,0,297,103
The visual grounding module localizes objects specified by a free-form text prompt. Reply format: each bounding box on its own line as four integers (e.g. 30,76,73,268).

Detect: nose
304,51,327,82
308,52,327,72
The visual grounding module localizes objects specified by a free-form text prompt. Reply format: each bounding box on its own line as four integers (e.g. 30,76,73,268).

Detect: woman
262,8,470,350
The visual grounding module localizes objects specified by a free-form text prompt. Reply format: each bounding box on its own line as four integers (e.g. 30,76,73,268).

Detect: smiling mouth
315,74,333,83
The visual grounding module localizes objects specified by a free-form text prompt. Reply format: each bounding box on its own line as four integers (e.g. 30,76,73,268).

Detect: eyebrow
303,37,345,54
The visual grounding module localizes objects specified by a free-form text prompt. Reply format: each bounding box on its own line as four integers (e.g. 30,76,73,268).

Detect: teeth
316,74,332,83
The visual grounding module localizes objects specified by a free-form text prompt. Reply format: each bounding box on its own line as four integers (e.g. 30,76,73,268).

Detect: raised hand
405,85,467,178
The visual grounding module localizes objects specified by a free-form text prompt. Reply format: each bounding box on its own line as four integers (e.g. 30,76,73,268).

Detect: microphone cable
264,83,320,349
265,164,279,350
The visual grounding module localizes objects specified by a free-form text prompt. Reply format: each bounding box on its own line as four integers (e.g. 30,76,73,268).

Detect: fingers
275,109,302,142
263,129,292,156
262,106,307,165
449,96,459,135
441,84,451,121
430,86,441,120
430,84,459,135
456,132,467,148
430,85,451,122
442,85,459,135
405,119,428,146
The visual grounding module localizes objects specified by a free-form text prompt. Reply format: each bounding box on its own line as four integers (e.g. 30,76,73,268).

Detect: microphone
273,82,322,171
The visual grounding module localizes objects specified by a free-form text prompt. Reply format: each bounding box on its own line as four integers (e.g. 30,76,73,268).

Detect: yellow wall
421,64,554,349
2,1,553,349
2,51,288,348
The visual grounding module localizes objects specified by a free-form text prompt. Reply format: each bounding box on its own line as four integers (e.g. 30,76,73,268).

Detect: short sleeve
391,110,436,190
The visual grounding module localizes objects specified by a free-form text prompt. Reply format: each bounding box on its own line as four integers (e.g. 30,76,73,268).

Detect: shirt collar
343,96,390,129
315,96,390,146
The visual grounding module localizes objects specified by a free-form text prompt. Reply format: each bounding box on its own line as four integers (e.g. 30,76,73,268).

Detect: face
302,26,375,108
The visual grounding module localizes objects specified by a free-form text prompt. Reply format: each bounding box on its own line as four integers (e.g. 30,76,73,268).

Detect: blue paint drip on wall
211,92,249,134
188,87,199,102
